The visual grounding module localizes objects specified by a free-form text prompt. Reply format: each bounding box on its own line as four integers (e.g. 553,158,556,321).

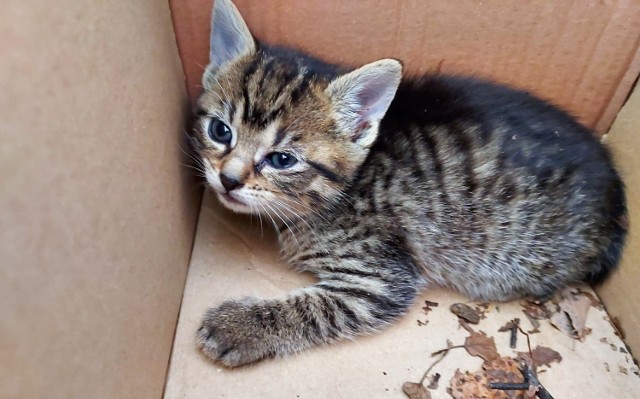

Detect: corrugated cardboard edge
595,38,640,133
596,83,640,359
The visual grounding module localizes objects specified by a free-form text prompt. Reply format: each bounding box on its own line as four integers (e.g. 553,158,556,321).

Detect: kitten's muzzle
219,173,244,192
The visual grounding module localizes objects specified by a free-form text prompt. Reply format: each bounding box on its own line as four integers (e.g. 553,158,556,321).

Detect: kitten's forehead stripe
273,128,287,147
237,51,322,129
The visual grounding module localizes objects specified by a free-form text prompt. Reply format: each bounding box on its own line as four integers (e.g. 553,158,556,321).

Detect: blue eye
208,118,232,144
267,152,297,169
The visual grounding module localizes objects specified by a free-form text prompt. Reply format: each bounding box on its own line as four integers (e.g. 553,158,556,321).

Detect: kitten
189,0,627,367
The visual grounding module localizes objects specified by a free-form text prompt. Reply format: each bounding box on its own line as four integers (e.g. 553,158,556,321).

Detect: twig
509,319,519,348
516,323,533,362
489,363,555,399
418,341,459,385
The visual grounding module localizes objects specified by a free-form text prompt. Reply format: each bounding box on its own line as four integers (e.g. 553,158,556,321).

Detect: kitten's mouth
219,192,246,206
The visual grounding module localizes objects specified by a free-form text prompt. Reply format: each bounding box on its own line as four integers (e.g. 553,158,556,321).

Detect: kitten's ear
325,59,402,147
203,0,256,88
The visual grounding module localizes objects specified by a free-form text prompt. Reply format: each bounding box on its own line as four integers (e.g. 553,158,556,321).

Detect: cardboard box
2,0,639,398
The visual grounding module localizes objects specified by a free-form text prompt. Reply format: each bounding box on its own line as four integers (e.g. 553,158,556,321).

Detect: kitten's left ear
325,59,403,147
203,0,256,89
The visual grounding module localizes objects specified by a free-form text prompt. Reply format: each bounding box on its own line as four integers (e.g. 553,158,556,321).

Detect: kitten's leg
197,252,419,367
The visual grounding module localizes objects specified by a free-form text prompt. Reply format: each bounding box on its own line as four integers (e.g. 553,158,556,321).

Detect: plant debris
402,382,431,399
489,363,554,399
474,303,490,320
517,346,562,368
521,301,549,320
422,299,439,315
619,366,628,375
498,318,520,348
464,331,500,362
427,373,441,390
417,319,429,327
549,289,592,340
449,361,539,399
450,303,481,324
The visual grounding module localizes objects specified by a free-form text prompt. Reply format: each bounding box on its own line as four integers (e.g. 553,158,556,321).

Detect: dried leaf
464,331,500,362
449,365,534,399
450,303,481,324
517,346,562,368
619,366,628,375
576,288,604,309
448,369,493,399
498,319,518,332
402,382,431,399
483,356,522,385
521,301,549,320
549,289,592,340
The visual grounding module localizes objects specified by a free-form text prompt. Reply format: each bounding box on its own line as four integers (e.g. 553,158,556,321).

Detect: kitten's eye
208,118,232,144
267,152,297,169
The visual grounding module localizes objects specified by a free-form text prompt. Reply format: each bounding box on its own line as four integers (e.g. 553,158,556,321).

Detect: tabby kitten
190,0,627,367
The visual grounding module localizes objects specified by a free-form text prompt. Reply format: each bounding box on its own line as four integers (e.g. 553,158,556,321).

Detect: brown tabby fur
189,0,627,367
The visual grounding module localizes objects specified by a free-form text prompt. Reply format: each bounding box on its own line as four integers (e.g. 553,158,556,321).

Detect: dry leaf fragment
484,356,522,385
448,369,493,399
449,365,535,399
576,289,604,309
549,289,592,340
464,331,500,362
402,382,431,399
498,319,518,332
604,362,610,372
450,303,481,324
619,366,628,375
521,301,549,320
517,346,562,368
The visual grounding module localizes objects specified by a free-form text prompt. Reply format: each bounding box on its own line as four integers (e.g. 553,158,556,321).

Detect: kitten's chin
216,192,252,214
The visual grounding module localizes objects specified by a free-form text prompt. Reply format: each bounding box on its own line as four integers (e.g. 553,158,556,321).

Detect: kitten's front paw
197,299,273,367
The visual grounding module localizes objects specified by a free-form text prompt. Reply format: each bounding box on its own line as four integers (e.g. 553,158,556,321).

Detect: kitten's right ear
203,0,256,89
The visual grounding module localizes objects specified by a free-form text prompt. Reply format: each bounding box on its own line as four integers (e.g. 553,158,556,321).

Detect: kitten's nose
219,173,244,192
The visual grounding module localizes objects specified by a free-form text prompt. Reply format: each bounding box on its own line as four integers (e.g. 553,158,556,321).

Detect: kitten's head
190,0,402,216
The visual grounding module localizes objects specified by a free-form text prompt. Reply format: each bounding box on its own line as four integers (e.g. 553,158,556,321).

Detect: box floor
165,192,640,398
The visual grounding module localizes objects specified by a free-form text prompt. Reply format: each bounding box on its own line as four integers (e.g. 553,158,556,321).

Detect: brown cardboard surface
0,1,199,398
597,86,640,358
165,192,640,399
170,0,640,133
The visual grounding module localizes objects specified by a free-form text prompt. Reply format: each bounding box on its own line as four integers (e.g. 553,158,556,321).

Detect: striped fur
191,0,627,367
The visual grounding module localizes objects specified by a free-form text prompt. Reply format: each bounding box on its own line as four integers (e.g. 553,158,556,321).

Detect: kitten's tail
585,174,628,284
